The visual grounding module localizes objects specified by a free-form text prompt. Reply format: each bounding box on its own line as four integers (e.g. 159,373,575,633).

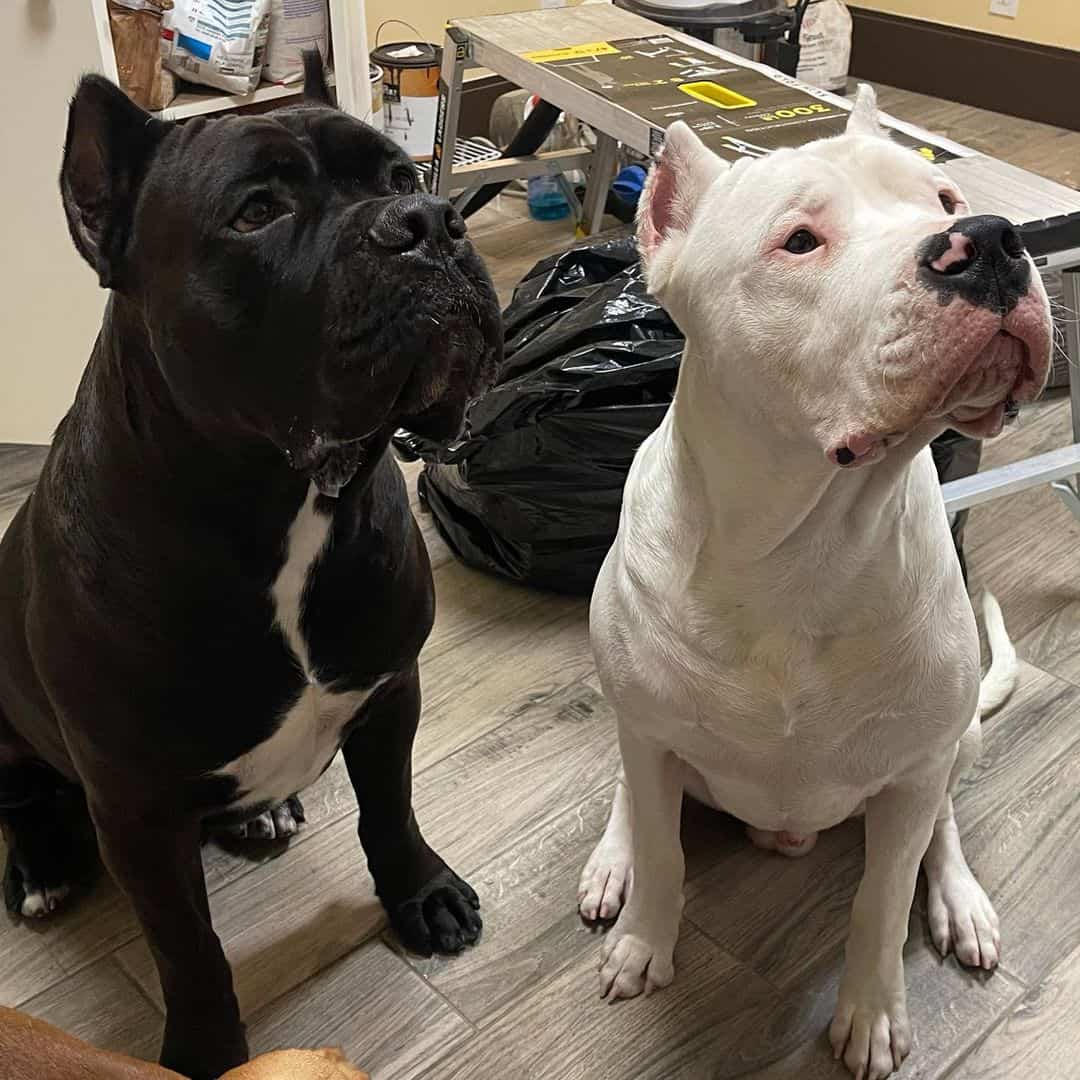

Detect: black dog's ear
60,75,167,288
302,49,335,107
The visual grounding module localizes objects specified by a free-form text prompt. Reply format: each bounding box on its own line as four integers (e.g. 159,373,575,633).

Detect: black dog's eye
939,191,957,214
783,228,819,255
390,167,417,195
232,194,284,233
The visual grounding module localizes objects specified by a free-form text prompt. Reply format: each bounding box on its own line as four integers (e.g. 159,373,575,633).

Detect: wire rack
416,137,502,190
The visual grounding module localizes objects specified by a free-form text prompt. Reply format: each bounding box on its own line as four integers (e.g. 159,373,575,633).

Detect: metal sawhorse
429,6,1080,523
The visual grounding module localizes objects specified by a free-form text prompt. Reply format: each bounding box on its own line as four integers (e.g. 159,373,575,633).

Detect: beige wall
852,0,1080,50
366,0,583,51
1,0,107,445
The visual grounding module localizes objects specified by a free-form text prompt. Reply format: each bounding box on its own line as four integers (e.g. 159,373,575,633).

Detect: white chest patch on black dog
214,483,386,810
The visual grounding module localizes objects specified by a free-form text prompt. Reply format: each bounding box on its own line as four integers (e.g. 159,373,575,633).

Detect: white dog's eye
783,229,819,255
939,192,957,214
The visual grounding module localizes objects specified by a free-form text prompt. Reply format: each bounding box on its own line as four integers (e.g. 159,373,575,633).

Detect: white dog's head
639,85,1053,468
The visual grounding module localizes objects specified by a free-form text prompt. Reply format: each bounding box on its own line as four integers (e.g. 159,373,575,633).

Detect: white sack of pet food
161,0,270,95
264,0,329,85
796,0,852,93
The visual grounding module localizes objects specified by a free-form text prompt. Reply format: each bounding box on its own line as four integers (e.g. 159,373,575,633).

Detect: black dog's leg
0,751,98,919
341,666,481,956
93,813,247,1079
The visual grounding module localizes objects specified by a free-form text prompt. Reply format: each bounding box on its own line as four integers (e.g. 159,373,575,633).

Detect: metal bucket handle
375,19,424,48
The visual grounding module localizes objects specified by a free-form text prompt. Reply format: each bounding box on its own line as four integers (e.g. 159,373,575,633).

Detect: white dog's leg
923,715,1000,970
579,770,633,921
598,726,684,1000
830,767,951,1080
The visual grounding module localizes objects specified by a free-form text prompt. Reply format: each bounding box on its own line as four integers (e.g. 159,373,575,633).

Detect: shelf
153,80,305,121
92,0,369,123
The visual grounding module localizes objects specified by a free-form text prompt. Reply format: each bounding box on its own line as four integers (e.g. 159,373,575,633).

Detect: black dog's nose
368,194,466,253
918,214,1029,314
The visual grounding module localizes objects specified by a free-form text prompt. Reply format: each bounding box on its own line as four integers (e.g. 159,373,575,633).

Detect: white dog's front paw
927,864,1000,971
829,975,911,1080
599,924,675,1001
578,839,633,922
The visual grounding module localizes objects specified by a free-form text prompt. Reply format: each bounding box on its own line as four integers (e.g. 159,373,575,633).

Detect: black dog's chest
206,475,431,810
211,485,387,808
5,449,433,806
211,673,389,814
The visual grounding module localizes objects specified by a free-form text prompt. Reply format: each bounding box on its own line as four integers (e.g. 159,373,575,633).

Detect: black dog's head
60,54,502,495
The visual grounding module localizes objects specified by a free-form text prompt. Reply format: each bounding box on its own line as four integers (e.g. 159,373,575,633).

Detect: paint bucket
371,40,442,161
368,62,384,131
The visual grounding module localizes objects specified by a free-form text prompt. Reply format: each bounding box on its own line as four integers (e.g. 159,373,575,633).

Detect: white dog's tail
978,590,1018,717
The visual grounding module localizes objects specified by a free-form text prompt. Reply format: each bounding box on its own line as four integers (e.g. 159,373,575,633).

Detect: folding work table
429,5,1080,521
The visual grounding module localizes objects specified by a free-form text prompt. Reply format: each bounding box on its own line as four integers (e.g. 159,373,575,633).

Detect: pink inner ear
640,154,679,259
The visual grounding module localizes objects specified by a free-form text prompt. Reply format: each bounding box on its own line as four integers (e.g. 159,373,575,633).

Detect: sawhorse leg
1052,266,1080,520
431,27,469,198
579,131,618,237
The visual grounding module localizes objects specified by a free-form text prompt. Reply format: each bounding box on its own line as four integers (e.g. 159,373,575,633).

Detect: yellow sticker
523,41,620,63
917,146,936,160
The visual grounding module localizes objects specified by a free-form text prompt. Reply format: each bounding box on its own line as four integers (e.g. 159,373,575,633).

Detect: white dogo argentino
577,86,1052,1078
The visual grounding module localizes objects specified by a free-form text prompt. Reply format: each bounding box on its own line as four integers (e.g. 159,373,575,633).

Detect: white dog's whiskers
880,365,904,410
1048,297,1078,321
1051,336,1075,371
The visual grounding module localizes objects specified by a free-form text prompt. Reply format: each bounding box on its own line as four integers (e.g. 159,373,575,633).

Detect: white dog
578,86,1052,1079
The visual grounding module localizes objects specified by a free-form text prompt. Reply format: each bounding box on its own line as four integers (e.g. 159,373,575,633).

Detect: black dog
0,55,499,1078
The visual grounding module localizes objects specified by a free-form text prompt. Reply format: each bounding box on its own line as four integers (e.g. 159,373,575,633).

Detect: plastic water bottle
527,174,571,221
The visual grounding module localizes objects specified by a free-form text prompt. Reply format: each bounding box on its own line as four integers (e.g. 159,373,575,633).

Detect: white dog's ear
638,121,728,264
845,83,884,138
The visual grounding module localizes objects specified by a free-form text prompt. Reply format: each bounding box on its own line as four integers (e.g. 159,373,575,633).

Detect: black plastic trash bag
395,234,981,594
932,429,982,585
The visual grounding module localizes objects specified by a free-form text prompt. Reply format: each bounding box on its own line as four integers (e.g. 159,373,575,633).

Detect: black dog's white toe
392,868,482,956
221,795,306,842
4,850,74,920
2,790,98,920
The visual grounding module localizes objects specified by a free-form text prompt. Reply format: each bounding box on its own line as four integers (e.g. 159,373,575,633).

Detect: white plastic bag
161,0,270,95
264,0,329,85
797,0,852,93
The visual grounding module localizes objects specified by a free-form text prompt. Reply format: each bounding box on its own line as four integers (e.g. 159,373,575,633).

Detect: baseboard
849,7,1080,132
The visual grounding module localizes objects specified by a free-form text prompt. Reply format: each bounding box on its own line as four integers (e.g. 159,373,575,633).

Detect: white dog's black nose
918,214,1029,315
368,194,466,253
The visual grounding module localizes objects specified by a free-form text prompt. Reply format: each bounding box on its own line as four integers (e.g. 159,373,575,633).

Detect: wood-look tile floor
2,84,1080,1079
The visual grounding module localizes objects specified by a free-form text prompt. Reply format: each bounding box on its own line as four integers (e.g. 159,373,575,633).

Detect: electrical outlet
989,0,1019,17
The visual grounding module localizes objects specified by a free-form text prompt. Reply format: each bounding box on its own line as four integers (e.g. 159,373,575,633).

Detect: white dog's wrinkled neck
665,341,919,558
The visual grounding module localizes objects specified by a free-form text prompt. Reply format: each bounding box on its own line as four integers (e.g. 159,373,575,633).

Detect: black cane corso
0,54,500,1079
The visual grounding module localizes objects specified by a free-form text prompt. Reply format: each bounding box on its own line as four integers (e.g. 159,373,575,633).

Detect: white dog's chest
213,485,386,811
674,696,899,833
653,662,910,828
595,558,977,833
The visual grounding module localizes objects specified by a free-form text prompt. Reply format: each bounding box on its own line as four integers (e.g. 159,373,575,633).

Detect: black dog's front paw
391,867,482,957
